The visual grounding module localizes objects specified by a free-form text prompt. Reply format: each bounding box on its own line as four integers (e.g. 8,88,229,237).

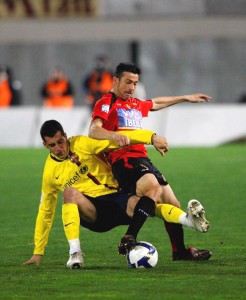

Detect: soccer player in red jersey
89,62,212,260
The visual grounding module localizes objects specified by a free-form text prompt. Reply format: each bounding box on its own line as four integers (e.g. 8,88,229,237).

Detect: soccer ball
126,241,158,269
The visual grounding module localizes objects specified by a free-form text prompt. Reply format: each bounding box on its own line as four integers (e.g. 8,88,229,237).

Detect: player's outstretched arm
22,254,43,266
151,93,211,110
183,93,211,103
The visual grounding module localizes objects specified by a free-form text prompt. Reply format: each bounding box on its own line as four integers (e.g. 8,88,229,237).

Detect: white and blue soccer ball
126,241,158,269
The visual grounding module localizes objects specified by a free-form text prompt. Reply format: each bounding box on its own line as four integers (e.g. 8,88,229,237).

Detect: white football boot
66,251,84,269
186,199,210,233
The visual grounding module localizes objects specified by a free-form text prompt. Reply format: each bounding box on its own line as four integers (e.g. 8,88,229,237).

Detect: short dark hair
114,63,141,78
40,120,65,141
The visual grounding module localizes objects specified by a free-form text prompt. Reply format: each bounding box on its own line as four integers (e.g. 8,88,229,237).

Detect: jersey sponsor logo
63,171,81,189
117,108,142,129
101,104,110,113
63,165,88,189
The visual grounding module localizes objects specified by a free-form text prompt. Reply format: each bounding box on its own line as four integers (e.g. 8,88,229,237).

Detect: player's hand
22,255,43,266
185,94,211,103
152,134,169,157
111,133,130,147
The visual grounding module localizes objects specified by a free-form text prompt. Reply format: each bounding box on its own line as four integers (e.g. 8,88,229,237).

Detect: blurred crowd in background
1,0,246,108
0,55,114,110
0,54,147,110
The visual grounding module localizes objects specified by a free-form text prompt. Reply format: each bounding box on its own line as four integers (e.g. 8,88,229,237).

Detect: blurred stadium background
0,0,246,147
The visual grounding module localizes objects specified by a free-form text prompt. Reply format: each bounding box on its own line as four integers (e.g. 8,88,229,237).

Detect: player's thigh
159,184,181,208
80,193,131,232
77,196,97,223
136,173,162,200
63,187,97,222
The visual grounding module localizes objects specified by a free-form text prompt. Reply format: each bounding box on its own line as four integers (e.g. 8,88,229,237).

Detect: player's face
114,72,139,100
43,131,69,159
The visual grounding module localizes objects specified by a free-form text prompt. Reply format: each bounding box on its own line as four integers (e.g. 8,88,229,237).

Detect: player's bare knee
63,187,79,204
136,177,162,202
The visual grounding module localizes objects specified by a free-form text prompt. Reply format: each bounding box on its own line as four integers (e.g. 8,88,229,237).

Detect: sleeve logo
102,104,110,113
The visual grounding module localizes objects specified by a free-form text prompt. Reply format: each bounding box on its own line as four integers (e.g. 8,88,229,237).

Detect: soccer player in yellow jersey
23,120,210,269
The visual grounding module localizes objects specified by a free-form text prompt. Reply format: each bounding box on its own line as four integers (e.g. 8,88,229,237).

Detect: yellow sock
155,203,185,223
62,203,80,240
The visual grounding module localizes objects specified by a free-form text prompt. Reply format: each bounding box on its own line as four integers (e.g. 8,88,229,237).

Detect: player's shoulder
97,92,114,104
127,97,146,107
130,96,141,103
130,96,151,103
43,155,57,180
68,135,84,142
93,92,117,114
68,135,88,149
70,134,100,155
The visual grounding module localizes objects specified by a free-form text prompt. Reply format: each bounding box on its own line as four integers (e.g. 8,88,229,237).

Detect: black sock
164,221,187,254
125,196,155,238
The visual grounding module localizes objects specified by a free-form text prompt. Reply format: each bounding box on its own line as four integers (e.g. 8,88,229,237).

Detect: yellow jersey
34,129,154,254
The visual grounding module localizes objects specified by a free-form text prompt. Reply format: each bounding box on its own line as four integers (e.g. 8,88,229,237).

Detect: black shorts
112,157,168,194
80,192,131,232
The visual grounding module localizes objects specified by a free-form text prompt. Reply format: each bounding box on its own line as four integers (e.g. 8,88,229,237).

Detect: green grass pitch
0,145,245,299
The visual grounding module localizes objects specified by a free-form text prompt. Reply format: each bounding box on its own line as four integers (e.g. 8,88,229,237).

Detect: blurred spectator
41,67,74,108
0,65,22,108
0,66,12,108
83,55,113,111
7,66,22,106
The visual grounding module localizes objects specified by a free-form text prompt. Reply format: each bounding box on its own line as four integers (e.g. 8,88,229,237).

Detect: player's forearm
91,129,156,154
89,121,154,144
151,93,211,110
89,123,116,140
120,129,155,145
151,96,186,110
33,208,54,255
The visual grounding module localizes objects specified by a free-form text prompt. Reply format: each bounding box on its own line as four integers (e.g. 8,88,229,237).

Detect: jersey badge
80,165,88,174
102,104,110,113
